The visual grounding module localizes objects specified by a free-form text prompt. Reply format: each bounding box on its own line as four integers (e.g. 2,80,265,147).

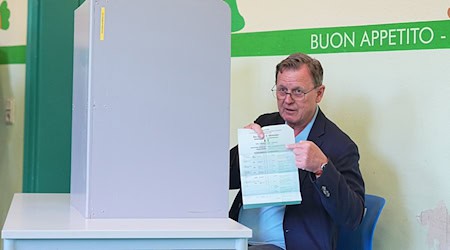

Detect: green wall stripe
0,45,26,64
231,20,450,57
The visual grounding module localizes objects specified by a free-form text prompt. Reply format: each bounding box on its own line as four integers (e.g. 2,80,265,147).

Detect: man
229,53,365,250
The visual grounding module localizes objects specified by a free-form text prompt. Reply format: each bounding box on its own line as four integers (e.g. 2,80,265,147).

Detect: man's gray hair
275,53,324,87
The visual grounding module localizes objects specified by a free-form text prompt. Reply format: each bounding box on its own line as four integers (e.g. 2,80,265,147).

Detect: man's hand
286,141,328,174
244,123,264,139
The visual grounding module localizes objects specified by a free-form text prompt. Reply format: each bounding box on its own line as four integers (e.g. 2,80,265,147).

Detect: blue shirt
238,107,319,249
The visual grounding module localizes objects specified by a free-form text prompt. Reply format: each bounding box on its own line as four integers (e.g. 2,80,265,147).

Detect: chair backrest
336,194,386,250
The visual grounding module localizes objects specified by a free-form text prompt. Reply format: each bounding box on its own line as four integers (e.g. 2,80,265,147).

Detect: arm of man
252,113,364,229
294,140,365,230
317,142,364,229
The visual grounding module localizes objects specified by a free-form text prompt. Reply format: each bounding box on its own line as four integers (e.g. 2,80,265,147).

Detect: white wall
230,1,450,249
1,0,449,249
0,1,27,249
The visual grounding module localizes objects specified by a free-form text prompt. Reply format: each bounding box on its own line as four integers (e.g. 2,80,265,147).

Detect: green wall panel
23,0,82,192
0,46,26,64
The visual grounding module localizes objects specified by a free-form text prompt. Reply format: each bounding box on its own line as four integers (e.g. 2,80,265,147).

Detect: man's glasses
271,85,317,100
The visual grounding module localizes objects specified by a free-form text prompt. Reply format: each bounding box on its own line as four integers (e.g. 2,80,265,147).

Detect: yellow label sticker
100,7,105,41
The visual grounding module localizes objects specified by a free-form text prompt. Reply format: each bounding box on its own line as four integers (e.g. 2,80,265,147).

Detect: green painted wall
23,0,84,193
0,46,26,64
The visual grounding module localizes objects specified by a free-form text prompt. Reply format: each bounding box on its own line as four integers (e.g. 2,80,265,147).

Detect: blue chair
336,194,386,250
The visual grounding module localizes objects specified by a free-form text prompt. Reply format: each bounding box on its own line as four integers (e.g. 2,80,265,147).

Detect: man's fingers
244,123,264,139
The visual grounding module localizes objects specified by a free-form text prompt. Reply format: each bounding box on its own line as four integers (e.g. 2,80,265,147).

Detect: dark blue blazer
229,108,365,250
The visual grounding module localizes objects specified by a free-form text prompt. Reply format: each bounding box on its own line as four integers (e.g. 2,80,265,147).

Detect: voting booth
2,2,251,249
70,0,231,219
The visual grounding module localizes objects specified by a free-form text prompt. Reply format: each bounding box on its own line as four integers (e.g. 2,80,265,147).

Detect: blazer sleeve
312,141,365,230
229,145,241,190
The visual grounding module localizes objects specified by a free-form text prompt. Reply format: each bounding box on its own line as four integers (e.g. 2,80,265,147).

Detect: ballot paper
238,124,302,209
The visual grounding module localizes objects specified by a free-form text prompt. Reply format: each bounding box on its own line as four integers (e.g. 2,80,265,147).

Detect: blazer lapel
308,108,326,147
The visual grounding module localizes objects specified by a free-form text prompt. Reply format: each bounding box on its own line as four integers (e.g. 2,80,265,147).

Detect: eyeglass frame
271,84,319,100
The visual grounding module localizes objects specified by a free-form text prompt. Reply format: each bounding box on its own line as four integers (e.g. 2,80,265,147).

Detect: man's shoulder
314,110,358,153
254,112,285,127
320,112,354,142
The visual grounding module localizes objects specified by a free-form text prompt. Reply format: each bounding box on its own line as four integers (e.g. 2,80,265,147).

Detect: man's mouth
284,107,296,112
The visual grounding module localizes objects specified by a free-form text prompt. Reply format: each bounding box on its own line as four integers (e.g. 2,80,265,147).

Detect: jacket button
321,186,330,197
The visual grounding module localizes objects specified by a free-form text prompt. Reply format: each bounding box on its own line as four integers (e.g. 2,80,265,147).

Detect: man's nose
284,93,295,103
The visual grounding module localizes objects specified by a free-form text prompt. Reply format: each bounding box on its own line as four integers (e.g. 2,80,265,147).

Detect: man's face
276,66,325,131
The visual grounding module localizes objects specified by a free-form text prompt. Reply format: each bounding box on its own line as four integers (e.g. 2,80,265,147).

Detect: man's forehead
276,68,314,86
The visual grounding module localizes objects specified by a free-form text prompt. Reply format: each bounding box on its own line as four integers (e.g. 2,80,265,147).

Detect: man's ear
316,85,325,103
